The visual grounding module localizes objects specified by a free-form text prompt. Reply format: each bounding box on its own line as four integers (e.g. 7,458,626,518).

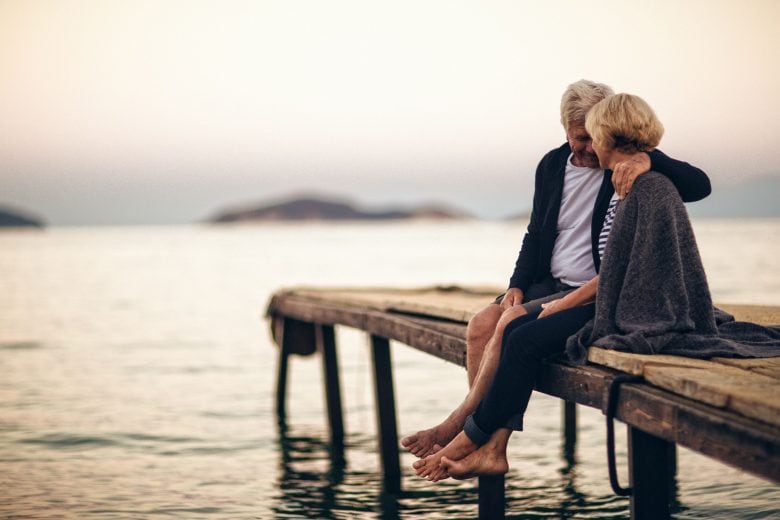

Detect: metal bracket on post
606,374,643,496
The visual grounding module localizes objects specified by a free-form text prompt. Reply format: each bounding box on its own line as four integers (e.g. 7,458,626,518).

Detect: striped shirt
598,194,620,261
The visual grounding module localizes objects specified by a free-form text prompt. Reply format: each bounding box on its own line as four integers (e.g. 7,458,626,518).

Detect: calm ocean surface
1,219,779,519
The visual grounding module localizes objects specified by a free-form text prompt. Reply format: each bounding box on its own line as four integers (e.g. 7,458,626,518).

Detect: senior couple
402,79,780,482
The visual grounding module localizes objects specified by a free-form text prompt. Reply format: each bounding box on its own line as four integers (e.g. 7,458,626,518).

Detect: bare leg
401,305,528,457
441,428,511,480
466,304,502,387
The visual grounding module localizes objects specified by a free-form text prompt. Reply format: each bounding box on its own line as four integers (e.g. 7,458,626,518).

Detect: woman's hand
538,297,573,318
538,276,599,318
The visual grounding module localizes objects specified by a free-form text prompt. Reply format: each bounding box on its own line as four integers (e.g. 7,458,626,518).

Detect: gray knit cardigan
566,173,780,363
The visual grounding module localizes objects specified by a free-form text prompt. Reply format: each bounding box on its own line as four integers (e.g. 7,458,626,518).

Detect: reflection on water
1,222,779,518
274,421,349,518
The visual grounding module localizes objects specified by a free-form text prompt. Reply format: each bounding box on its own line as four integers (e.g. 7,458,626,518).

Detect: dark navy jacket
507,143,711,291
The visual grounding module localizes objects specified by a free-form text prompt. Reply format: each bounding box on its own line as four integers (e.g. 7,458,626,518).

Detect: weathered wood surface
266,286,780,483
588,348,780,428
269,285,500,322
269,286,779,327
267,288,471,364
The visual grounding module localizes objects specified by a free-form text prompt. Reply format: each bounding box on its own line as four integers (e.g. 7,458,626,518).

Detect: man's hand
612,152,651,199
500,287,524,311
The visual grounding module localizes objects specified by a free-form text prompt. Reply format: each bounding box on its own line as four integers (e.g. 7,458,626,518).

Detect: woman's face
591,138,611,169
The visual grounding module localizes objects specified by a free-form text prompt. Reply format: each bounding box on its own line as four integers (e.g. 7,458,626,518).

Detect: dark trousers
464,303,596,445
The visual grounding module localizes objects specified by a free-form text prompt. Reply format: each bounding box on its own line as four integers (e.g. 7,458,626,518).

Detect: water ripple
16,432,207,451
18,433,121,449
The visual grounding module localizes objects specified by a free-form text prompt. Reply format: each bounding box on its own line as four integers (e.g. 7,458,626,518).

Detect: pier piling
370,334,402,494
318,324,345,448
629,427,676,520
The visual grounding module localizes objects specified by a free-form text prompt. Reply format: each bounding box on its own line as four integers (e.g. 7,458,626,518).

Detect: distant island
208,196,473,223
0,206,45,228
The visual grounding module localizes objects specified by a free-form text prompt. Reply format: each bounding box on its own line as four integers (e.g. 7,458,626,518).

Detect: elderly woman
414,93,667,481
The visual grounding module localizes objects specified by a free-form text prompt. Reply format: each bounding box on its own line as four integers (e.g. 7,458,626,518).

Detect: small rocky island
208,196,472,223
0,206,45,228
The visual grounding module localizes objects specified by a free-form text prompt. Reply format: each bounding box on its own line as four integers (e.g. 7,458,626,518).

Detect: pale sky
1,0,778,224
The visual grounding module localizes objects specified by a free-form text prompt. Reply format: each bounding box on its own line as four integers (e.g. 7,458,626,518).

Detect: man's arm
648,149,711,202
506,152,551,295
611,150,711,202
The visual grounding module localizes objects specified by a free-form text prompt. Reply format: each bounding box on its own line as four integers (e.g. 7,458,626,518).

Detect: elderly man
401,80,710,458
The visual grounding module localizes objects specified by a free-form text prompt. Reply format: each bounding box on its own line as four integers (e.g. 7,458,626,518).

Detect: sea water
1,219,778,519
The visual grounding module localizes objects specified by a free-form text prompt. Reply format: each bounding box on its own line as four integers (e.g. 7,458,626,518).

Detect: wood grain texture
712,357,780,380
588,348,780,427
274,285,499,323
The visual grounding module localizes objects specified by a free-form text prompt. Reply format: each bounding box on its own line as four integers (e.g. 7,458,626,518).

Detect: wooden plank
588,348,717,376
713,357,780,380
644,365,780,427
269,294,468,365
284,285,499,323
271,287,779,327
589,348,780,427
536,362,614,410
589,347,780,382
617,384,780,484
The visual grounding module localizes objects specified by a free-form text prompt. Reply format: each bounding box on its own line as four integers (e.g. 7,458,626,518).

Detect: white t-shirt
549,154,603,286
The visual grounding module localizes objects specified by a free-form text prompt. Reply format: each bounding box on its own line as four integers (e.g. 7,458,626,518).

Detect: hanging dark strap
606,374,644,496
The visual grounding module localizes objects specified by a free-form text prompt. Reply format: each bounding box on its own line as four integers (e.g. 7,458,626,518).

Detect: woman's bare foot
401,419,460,458
412,431,478,482
440,428,511,480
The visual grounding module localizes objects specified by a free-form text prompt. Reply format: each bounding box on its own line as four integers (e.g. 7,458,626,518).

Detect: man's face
566,121,599,168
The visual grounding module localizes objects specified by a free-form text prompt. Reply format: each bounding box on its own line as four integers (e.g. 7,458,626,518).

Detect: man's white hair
560,79,614,131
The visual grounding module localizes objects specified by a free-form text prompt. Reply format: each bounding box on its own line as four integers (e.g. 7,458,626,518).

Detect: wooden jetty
265,285,780,520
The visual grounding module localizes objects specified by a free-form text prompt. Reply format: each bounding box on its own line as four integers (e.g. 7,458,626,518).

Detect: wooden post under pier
317,324,345,449
266,286,780,519
370,335,402,494
478,474,505,520
629,426,677,520
563,400,577,457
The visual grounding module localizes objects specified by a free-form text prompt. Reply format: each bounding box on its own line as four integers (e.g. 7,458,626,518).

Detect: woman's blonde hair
585,93,664,153
560,79,614,131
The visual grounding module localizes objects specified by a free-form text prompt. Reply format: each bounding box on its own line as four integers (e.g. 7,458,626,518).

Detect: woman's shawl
566,172,780,364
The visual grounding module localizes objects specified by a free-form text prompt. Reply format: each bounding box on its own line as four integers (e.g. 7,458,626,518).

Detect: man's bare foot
440,444,509,480
401,420,459,458
413,431,478,482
